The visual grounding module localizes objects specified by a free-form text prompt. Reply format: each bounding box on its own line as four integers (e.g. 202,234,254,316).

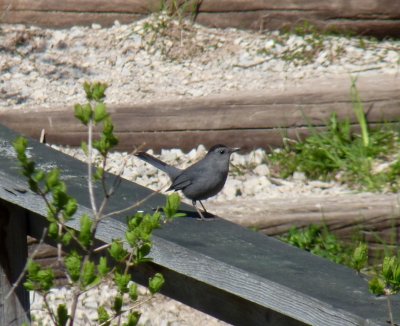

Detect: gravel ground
2,13,399,326
1,14,399,111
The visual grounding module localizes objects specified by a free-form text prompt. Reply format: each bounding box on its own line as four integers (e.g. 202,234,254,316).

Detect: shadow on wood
0,203,30,325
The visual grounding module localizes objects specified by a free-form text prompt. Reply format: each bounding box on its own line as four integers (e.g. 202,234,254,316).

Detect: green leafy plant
13,82,182,325
268,82,400,192
350,242,369,273
280,224,355,266
281,223,397,326
369,254,400,326
163,192,186,221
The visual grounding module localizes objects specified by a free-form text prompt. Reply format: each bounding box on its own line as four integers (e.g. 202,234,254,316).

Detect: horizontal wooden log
1,123,398,326
207,193,400,261
1,0,160,13
0,74,399,151
0,11,144,28
209,193,400,234
1,0,400,36
3,0,400,16
22,124,394,153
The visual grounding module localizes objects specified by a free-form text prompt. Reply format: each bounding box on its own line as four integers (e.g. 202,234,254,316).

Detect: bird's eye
219,149,225,154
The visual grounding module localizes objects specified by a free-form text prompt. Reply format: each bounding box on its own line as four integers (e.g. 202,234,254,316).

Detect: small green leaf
52,186,70,211
135,243,152,264
82,260,97,287
164,193,184,220
113,295,123,313
123,312,141,326
94,103,109,123
92,82,108,102
129,282,138,301
57,304,69,326
46,169,60,190
97,306,110,326
83,81,92,100
369,277,386,296
114,272,130,294
33,170,45,183
149,273,164,294
62,231,73,245
64,198,78,217
382,256,395,280
108,240,128,262
65,252,82,282
94,167,104,181
48,222,58,239
79,214,93,248
74,103,92,125
24,260,55,291
37,269,55,291
125,229,138,247
98,257,109,277
350,242,368,272
23,280,35,291
13,136,28,158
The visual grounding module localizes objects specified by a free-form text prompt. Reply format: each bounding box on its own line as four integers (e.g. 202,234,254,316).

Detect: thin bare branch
87,119,98,214
102,189,161,219
5,227,48,300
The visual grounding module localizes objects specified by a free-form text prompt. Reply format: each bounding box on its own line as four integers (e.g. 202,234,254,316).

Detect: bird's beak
230,147,240,153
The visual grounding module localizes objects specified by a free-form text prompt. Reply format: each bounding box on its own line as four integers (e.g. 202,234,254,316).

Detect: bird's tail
135,152,181,179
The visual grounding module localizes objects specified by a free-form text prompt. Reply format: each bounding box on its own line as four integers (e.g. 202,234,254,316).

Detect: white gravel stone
254,164,270,176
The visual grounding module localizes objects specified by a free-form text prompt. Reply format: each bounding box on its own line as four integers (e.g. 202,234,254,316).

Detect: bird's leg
192,200,205,220
199,200,208,214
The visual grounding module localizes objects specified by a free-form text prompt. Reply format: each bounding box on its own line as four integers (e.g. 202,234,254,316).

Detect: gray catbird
135,144,239,219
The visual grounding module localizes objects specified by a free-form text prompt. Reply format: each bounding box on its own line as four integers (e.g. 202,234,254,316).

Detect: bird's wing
169,172,192,191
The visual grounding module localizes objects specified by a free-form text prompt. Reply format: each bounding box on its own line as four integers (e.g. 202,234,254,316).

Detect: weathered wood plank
207,193,400,260
0,10,144,28
0,203,30,326
0,123,398,325
3,0,400,16
0,124,393,153
1,0,160,13
1,0,400,36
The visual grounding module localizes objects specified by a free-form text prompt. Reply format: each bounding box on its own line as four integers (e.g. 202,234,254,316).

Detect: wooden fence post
0,202,30,325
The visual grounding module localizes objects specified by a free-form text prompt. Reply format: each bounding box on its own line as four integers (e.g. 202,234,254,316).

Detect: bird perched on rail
135,144,239,220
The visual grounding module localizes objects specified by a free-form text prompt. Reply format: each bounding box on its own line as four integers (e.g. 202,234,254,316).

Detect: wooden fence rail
0,123,399,325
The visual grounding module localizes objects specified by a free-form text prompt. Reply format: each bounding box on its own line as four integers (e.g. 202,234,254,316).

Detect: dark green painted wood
0,202,30,325
0,123,398,325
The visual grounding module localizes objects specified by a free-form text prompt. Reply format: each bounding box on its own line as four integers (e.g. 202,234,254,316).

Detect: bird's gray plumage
135,144,239,219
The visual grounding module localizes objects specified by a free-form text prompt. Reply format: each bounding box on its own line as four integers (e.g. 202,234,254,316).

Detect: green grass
267,112,400,192
279,224,400,324
279,224,355,266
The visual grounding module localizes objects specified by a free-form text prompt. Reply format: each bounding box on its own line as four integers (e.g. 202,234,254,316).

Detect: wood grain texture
3,0,400,15
0,10,144,28
207,193,400,259
0,203,30,326
0,123,397,326
1,0,400,36
1,0,160,13
0,74,399,151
